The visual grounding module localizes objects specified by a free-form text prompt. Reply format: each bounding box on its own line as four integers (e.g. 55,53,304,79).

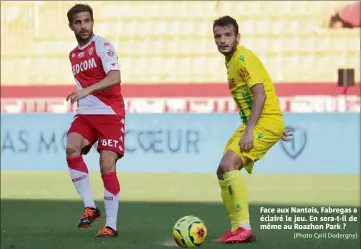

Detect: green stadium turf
1,172,360,249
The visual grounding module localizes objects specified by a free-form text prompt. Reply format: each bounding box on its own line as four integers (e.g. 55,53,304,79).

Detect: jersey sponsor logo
239,55,245,62
240,68,250,81
100,138,119,147
72,175,86,182
104,42,111,47
100,138,123,152
78,52,85,58
107,49,115,57
104,196,113,200
72,58,97,75
71,52,75,58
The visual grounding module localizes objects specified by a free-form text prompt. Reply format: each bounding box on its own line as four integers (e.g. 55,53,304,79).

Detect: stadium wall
1,83,360,113
1,113,359,174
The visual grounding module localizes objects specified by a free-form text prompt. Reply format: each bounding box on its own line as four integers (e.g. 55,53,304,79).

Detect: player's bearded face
213,25,240,56
70,12,94,44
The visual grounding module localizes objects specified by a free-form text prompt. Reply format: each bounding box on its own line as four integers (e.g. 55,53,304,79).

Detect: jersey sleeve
96,39,121,74
237,54,264,89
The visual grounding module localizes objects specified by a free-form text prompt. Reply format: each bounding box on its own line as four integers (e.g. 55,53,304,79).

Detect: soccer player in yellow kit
213,16,293,244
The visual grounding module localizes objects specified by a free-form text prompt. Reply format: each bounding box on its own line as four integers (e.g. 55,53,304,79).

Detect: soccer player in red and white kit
65,4,124,238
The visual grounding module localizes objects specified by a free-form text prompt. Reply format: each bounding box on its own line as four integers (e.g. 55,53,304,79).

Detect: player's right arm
237,55,267,152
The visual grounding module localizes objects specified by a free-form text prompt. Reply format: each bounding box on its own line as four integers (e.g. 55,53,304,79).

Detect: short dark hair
67,4,93,24
213,16,239,35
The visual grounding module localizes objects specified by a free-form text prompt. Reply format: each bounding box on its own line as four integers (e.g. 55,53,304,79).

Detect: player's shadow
1,200,360,249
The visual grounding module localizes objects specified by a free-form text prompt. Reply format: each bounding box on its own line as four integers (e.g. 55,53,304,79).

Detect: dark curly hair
213,16,239,35
67,4,94,24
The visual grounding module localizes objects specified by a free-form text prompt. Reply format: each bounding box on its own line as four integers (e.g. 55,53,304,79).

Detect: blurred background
0,1,360,84
1,1,360,248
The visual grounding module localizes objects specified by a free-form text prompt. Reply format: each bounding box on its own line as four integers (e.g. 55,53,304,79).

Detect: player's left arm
87,71,120,94
87,40,121,93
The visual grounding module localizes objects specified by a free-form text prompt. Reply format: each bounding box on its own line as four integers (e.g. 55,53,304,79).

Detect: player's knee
217,161,238,179
100,158,116,175
66,147,81,158
66,133,90,157
217,151,244,179
99,151,117,175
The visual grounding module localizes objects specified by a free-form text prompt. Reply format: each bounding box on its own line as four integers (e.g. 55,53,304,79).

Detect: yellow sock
223,170,250,231
218,179,232,214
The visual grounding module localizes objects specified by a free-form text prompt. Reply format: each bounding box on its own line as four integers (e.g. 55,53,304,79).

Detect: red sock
102,172,120,230
67,156,95,208
67,156,88,173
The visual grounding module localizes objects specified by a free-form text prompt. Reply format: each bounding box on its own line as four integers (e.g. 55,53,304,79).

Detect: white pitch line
160,239,179,247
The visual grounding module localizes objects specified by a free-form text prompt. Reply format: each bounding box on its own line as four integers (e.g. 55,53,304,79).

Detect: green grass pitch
1,172,360,249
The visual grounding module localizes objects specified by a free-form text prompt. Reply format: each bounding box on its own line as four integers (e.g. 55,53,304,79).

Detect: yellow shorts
223,120,285,174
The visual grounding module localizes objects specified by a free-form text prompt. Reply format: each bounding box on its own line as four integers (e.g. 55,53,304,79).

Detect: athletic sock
240,223,251,230
223,170,250,231
218,179,233,227
67,155,96,208
102,172,120,231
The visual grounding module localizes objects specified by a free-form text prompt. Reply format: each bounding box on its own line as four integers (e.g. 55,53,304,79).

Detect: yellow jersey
226,45,283,125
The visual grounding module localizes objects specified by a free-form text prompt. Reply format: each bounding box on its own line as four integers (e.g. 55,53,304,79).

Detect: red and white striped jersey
69,35,125,116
